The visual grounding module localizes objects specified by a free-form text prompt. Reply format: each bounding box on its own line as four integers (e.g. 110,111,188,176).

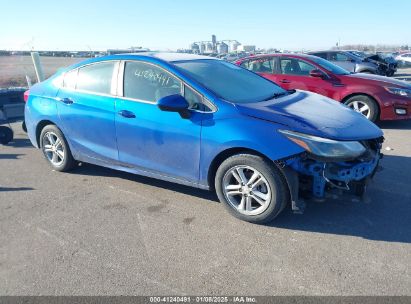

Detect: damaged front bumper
278,138,383,213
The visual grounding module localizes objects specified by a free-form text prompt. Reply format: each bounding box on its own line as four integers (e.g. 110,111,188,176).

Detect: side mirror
309,69,325,78
157,94,191,118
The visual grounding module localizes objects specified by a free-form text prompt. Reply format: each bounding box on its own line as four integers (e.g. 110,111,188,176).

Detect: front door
115,60,203,183
274,57,336,99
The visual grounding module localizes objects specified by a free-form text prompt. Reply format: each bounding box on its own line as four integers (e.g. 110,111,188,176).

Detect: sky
1,0,410,51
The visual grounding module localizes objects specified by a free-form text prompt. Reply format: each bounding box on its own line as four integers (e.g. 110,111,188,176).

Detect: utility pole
31,52,45,83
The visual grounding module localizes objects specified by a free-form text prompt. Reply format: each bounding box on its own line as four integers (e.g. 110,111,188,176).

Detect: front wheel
40,125,76,172
215,154,289,224
344,95,379,122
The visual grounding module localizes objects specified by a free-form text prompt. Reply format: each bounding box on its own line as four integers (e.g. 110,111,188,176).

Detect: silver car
308,50,379,74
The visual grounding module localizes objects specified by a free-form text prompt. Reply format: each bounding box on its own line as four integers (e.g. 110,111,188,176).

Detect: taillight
24,90,30,103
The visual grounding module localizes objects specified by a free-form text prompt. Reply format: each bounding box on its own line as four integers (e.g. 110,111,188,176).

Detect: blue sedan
24,53,383,223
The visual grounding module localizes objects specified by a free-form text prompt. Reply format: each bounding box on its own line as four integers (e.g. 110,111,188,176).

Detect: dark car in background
236,53,411,122
308,50,396,77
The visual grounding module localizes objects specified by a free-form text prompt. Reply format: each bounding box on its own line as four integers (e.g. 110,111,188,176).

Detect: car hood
235,90,383,141
346,73,411,88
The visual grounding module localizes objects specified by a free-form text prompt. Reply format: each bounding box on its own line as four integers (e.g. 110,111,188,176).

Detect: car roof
238,53,321,62
112,52,217,62
62,52,218,73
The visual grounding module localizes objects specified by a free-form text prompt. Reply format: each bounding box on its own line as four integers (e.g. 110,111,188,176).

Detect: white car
395,53,411,66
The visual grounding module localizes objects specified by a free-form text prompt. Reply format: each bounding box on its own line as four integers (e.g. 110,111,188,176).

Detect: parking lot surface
1,121,410,295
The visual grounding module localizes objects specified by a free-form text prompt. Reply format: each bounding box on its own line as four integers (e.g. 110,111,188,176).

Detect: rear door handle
59,97,74,104
118,110,136,118
279,79,291,83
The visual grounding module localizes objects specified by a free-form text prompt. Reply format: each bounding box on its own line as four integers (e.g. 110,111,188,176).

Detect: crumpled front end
279,137,384,213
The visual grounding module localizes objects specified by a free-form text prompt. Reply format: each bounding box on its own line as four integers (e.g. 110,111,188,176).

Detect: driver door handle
59,97,74,105
118,110,136,118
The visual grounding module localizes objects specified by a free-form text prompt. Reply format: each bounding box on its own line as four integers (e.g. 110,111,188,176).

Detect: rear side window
76,62,116,95
123,61,182,102
63,69,78,89
247,58,274,73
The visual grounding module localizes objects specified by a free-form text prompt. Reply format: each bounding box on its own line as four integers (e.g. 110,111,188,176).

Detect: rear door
56,61,119,162
114,60,206,183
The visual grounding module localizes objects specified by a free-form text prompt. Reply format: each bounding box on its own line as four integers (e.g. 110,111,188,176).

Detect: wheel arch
207,147,273,191
35,120,57,147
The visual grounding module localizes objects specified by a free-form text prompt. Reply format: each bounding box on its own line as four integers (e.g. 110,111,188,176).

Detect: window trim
60,59,217,113
61,60,120,98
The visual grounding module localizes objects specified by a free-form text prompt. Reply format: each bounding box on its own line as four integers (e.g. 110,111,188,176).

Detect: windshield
174,59,287,103
310,56,351,75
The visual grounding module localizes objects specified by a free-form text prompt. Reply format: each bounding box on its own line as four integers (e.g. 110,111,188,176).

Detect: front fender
199,116,304,187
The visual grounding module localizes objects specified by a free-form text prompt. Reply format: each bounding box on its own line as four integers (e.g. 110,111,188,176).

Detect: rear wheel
40,125,76,172
215,154,289,224
344,95,379,122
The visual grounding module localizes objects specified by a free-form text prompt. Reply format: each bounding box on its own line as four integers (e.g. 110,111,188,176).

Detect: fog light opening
395,108,407,115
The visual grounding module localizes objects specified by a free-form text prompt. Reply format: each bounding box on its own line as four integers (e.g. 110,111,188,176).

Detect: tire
22,120,27,132
0,126,13,145
40,125,76,172
386,71,395,77
344,95,379,122
215,154,289,224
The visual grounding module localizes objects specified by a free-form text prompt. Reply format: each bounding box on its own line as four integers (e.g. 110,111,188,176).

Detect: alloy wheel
222,165,271,216
347,100,371,119
42,131,65,166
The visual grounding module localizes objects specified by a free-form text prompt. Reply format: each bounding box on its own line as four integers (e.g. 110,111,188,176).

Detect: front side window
247,58,274,73
124,61,182,102
280,58,316,76
174,60,286,103
76,62,116,94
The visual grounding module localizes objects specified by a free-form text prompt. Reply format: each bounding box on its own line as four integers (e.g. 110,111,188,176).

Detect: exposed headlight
384,87,411,98
279,130,366,159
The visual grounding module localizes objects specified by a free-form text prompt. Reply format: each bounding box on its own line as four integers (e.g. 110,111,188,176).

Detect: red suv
236,54,411,122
